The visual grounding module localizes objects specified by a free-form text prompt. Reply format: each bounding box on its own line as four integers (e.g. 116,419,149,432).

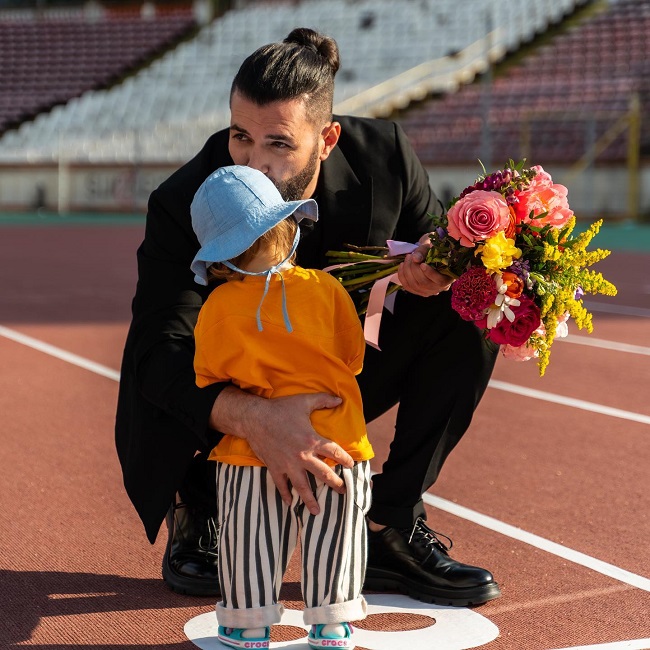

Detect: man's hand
209,387,353,515
397,241,453,297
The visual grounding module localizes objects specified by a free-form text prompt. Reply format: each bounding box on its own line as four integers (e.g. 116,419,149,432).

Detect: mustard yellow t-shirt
194,266,374,466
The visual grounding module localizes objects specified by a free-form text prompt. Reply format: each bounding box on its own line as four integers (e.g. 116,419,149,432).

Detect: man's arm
129,190,227,447
391,122,453,297
209,387,353,515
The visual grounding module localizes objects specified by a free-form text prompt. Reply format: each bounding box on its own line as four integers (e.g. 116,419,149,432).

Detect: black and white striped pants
215,461,371,629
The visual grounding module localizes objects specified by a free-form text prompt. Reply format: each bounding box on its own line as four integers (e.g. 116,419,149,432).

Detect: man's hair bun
284,27,340,76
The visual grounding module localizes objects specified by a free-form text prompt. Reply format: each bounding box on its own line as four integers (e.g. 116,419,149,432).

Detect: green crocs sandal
307,622,353,648
217,625,270,649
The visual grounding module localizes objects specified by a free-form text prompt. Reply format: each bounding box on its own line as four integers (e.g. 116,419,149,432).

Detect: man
116,27,501,607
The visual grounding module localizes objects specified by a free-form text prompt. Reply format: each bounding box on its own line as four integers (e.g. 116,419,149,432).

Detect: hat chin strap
222,228,300,333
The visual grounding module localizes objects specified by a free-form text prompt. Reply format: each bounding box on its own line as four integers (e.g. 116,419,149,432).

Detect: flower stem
339,263,401,288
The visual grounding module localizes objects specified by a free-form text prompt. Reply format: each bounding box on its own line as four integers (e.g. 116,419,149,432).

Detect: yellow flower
543,242,562,261
476,232,522,273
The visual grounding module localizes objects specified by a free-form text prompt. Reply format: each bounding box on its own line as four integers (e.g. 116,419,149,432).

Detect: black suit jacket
115,115,441,542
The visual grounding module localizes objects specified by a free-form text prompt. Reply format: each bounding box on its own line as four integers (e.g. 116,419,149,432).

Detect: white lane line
2,325,648,427
424,494,650,593
1,325,649,428
559,334,650,356
585,301,650,318
488,380,650,426
0,325,121,382
4,325,649,600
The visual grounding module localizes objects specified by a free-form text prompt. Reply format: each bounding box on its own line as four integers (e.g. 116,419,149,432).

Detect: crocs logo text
243,643,268,649
320,641,348,647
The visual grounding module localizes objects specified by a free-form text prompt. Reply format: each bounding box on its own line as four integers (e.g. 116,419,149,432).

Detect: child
190,165,374,650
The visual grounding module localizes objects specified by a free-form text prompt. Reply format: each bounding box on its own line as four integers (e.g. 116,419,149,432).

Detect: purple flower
508,259,530,280
574,286,584,300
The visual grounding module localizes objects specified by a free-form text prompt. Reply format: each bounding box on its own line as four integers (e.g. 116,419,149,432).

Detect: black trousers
180,291,498,529
358,290,498,528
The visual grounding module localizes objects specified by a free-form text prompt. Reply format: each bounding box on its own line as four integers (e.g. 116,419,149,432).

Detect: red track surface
1,224,649,649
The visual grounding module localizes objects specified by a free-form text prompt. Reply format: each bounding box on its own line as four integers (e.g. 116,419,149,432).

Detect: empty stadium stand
0,0,589,164
0,6,196,135
398,0,650,165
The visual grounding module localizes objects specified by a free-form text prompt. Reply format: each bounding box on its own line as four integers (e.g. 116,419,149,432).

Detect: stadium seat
0,9,196,136
2,0,645,167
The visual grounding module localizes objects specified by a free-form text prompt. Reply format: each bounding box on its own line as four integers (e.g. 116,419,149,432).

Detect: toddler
190,165,373,649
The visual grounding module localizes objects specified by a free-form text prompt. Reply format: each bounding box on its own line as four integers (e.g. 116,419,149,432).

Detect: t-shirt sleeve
193,301,232,388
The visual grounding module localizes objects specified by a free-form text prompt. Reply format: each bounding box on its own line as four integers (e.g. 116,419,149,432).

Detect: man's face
228,91,338,201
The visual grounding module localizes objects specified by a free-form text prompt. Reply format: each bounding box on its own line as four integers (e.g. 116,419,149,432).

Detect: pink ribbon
386,240,420,256
325,240,419,351
364,240,419,349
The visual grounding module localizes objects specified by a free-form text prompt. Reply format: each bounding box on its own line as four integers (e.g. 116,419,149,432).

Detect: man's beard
273,146,319,201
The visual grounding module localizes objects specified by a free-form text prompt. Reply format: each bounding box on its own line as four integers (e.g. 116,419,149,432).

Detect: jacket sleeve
128,187,227,447
391,121,443,244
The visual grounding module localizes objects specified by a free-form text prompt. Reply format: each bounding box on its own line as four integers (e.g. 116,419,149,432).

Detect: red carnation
451,266,497,321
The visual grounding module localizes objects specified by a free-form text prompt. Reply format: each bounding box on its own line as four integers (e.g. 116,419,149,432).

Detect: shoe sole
218,633,269,649
363,568,502,607
161,553,221,597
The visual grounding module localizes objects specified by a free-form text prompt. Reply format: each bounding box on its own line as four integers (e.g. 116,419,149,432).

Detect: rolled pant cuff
303,596,367,625
216,602,284,629
367,499,425,529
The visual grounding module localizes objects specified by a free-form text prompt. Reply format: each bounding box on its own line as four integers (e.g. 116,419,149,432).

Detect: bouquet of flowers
326,160,617,376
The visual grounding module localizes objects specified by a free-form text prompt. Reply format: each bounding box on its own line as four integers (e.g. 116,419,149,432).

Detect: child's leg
215,463,299,630
300,461,372,626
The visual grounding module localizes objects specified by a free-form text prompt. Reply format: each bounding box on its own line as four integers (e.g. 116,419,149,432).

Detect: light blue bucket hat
190,165,318,286
190,165,318,332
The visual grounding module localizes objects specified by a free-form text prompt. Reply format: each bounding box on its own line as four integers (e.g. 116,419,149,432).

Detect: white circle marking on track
184,593,499,649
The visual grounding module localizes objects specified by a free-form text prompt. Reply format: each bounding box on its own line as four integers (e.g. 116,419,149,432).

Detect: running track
1,220,648,649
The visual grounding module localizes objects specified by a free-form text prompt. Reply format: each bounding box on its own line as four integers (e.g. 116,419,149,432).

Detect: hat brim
191,198,317,285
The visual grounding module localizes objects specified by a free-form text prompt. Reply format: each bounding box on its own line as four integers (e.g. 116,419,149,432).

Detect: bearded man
115,27,500,607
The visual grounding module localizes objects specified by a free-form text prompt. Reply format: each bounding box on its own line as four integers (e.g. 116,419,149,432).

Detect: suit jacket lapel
318,145,373,259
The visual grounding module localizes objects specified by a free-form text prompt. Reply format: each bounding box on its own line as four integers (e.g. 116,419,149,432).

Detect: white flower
555,311,570,338
485,274,520,329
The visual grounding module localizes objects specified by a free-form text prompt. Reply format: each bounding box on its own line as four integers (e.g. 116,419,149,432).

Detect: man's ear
319,121,341,161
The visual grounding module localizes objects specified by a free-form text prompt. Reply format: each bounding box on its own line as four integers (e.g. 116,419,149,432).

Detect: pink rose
530,165,554,186
512,165,573,228
476,295,541,347
446,190,511,247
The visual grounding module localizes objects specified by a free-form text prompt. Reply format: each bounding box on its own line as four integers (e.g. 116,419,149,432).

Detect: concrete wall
1,162,648,220
0,164,176,213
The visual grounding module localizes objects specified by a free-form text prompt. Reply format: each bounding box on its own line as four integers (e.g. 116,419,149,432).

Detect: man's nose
245,149,270,175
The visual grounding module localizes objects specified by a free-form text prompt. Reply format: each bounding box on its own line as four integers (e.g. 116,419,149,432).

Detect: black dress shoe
161,501,221,597
364,517,501,606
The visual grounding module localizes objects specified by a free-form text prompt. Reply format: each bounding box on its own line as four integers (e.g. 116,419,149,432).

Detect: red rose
478,295,541,347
